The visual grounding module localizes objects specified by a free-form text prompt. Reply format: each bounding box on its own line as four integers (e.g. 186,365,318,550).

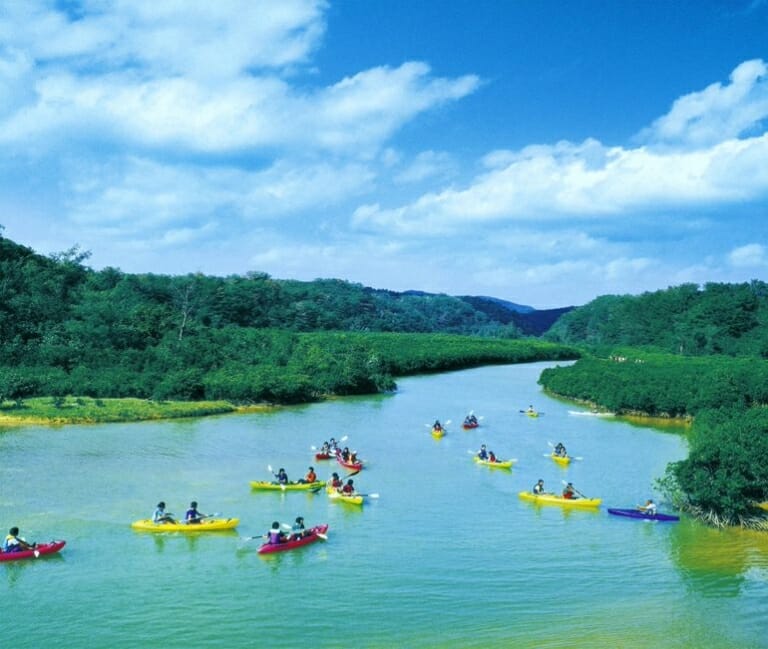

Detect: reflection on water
668,520,768,598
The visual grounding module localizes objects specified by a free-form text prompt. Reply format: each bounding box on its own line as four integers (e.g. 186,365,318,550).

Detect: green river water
2,362,768,648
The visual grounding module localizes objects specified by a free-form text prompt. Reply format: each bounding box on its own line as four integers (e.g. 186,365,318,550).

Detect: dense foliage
545,282,768,356
659,408,768,526
539,353,768,417
0,231,577,405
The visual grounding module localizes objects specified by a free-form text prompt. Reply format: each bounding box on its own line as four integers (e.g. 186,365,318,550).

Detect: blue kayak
607,508,679,522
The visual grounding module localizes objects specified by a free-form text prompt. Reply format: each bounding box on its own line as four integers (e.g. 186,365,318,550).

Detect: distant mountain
459,296,574,336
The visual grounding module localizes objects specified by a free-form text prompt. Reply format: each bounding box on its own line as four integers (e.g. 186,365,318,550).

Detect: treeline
539,353,768,417
545,281,768,356
540,352,768,526
0,232,577,404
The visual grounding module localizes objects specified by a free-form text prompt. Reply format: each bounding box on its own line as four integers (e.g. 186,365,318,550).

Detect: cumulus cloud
353,60,768,236
639,58,768,148
394,150,456,184
729,243,768,267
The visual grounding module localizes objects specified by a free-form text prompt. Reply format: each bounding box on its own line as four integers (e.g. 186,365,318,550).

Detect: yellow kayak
249,481,326,491
431,428,445,439
550,454,571,466
474,457,515,469
518,491,601,508
326,487,364,505
131,518,239,532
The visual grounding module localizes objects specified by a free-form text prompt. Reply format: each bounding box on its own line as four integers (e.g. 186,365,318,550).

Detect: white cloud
639,58,768,148
728,243,768,267
394,150,456,184
353,130,768,236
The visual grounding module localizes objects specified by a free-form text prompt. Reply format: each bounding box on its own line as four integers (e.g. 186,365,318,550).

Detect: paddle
185,512,221,524
561,479,588,499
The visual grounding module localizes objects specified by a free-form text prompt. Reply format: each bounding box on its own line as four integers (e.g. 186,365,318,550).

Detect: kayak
474,456,515,469
462,421,479,430
550,454,571,466
315,452,332,460
0,540,66,562
131,518,239,532
249,481,326,491
525,411,539,418
518,491,601,508
327,487,364,505
335,452,364,470
431,428,445,439
608,508,679,522
258,524,329,554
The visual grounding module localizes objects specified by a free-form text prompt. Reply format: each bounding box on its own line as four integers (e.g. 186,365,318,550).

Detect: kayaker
184,501,207,524
637,499,657,516
527,405,535,414
341,478,356,495
290,516,308,540
562,483,578,499
320,441,331,454
3,527,35,552
274,468,289,485
477,444,489,460
329,437,338,451
329,472,343,491
341,447,351,462
488,451,498,463
554,442,567,457
532,479,545,495
298,466,317,484
267,521,286,544
433,420,442,432
153,502,176,524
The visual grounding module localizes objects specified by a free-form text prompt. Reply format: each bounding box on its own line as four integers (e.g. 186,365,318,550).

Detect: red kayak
257,525,329,554
315,452,332,460
0,540,66,562
336,452,363,471
462,422,479,430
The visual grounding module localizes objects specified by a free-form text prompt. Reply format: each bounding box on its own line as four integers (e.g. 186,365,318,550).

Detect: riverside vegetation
2,228,768,526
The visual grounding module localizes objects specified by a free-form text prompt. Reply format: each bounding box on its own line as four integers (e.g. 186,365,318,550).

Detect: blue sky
1,1,767,308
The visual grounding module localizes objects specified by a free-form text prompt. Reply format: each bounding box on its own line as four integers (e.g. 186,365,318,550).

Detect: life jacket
268,529,283,544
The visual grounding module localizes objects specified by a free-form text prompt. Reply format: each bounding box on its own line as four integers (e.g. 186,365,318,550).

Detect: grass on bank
0,396,272,426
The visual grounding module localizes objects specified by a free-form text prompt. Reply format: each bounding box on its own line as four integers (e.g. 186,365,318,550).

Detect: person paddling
298,466,317,484
3,527,35,552
532,479,545,495
290,516,309,540
185,501,207,524
477,444,489,461
637,499,657,516
562,483,578,499
273,468,289,485
267,521,286,545
153,502,176,524
341,478,356,496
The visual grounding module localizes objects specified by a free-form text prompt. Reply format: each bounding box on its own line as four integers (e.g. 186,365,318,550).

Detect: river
2,362,768,648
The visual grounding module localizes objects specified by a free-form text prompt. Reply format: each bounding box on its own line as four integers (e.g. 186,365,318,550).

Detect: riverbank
0,396,274,426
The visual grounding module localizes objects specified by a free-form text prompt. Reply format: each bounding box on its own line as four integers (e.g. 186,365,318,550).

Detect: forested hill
544,282,768,356
0,231,565,347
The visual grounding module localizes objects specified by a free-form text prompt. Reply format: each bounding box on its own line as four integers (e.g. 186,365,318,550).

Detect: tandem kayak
315,452,332,460
431,428,445,439
518,491,601,508
258,524,329,554
0,540,66,562
131,518,239,532
335,452,364,470
327,488,364,505
550,454,571,466
249,480,326,491
474,456,515,469
462,422,479,430
607,508,680,522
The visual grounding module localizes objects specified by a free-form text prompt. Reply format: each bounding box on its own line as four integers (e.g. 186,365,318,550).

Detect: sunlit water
2,362,768,648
